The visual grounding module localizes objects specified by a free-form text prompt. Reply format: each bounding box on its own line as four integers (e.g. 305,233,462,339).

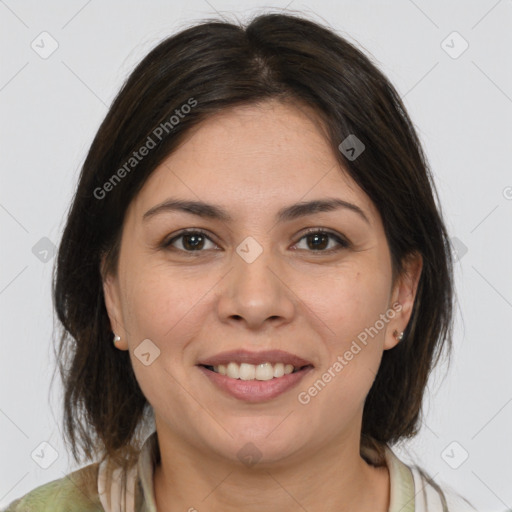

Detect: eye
161,228,350,254
162,229,218,252
293,228,350,252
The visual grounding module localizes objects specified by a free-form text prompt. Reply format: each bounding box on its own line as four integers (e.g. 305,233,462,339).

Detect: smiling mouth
200,362,313,381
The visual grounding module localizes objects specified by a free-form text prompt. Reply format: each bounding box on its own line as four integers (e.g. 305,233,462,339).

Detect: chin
217,428,304,467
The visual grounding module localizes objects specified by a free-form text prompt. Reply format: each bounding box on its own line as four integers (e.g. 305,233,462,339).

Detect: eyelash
161,227,350,255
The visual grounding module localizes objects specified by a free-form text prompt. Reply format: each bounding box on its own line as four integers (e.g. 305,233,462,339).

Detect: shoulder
410,466,484,512
384,446,488,512
2,463,104,512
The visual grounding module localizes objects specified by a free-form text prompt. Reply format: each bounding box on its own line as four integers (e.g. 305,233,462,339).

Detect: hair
52,11,454,491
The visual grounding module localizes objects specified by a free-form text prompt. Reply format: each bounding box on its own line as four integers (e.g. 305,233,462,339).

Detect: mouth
199,362,312,381
196,349,314,380
196,349,314,402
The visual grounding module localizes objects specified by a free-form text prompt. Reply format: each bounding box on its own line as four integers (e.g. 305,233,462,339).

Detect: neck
152,432,390,512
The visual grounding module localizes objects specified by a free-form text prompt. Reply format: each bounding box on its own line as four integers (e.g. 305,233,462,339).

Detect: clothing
1,431,486,511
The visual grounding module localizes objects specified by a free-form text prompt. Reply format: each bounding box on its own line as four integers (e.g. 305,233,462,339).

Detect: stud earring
393,329,404,342
113,333,121,345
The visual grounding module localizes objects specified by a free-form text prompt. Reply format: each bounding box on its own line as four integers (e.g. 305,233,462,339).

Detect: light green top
3,432,469,512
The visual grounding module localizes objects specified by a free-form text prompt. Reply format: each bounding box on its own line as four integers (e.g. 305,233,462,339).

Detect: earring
393,329,404,342
113,333,121,345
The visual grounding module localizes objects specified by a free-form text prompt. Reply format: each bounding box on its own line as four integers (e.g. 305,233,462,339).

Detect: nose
216,244,296,331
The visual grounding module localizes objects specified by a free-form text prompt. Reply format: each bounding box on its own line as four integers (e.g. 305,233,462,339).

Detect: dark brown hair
52,11,453,481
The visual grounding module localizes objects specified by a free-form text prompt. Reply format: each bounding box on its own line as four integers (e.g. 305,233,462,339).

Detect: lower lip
197,365,313,403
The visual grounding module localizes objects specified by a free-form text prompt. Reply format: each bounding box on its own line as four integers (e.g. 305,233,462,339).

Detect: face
103,99,421,467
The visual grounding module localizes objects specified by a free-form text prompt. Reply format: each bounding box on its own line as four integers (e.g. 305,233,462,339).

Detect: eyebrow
142,198,370,225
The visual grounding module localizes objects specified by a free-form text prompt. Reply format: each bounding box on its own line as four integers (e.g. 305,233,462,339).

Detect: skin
102,99,422,512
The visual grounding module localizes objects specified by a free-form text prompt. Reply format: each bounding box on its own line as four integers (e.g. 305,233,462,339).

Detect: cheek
118,264,218,422
296,264,391,411
120,260,216,343
303,263,392,346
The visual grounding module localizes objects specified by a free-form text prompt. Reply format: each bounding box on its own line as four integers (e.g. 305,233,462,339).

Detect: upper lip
197,349,313,368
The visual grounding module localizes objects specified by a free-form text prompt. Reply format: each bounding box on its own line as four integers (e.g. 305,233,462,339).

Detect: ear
101,253,128,351
384,251,423,350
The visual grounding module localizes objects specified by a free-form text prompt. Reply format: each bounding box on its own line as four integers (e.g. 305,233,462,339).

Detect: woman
4,12,482,512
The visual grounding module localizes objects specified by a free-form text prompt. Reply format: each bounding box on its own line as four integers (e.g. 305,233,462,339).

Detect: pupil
184,234,204,250
309,233,327,250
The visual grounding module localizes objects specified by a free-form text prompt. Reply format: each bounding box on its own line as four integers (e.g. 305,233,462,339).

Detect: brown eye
163,230,217,252
294,229,349,252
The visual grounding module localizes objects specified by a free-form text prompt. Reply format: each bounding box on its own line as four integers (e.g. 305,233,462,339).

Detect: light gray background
1,0,511,510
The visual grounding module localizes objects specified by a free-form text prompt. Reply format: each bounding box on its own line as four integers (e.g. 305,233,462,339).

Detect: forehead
128,100,379,225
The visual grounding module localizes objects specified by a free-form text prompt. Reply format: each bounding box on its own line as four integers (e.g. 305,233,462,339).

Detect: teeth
213,362,297,380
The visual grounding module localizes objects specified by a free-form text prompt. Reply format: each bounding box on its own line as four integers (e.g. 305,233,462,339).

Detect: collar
112,432,416,512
